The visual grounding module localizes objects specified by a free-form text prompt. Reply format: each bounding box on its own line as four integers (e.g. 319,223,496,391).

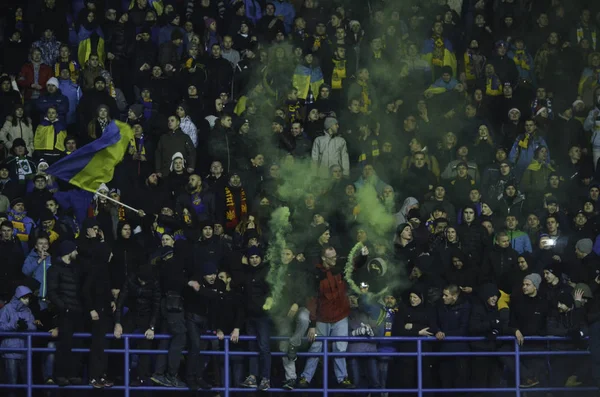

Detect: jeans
185,312,209,381
279,308,310,380
301,317,349,383
246,315,272,380
154,300,187,377
4,358,27,383
378,357,391,389
43,342,56,380
349,357,381,389
593,147,600,172
4,358,26,397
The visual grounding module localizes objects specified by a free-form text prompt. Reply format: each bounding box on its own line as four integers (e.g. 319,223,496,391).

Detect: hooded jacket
311,132,350,178
0,288,36,359
468,283,512,350
110,222,145,290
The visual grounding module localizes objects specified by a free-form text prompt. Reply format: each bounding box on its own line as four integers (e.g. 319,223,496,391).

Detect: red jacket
308,263,351,325
18,63,52,100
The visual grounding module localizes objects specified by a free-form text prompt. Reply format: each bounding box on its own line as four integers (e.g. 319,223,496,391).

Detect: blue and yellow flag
292,65,324,100
47,121,134,193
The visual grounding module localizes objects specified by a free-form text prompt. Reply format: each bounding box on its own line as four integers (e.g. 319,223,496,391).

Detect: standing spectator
239,247,272,391
47,240,84,386
297,246,365,389
18,47,53,101
0,286,37,397
311,117,349,178
155,115,196,177
430,284,471,391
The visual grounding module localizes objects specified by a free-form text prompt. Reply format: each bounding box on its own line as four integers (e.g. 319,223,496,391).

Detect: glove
352,322,369,336
365,324,375,337
16,319,27,332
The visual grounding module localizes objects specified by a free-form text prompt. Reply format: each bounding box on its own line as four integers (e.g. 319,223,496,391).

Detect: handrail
0,332,595,397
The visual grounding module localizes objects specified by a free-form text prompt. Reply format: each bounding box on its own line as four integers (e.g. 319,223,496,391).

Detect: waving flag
47,121,134,193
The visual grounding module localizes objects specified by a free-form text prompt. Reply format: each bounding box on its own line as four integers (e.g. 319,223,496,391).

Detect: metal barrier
0,332,597,396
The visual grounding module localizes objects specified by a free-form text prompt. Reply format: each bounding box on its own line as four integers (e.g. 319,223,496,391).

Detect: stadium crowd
3,0,600,395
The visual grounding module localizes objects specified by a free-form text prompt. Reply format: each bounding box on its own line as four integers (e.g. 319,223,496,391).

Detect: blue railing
0,332,596,396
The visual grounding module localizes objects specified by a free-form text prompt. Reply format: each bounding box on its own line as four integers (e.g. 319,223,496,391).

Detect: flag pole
95,191,143,214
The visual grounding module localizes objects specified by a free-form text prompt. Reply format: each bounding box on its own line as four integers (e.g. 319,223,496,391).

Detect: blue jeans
301,317,349,383
43,342,56,380
246,315,272,380
4,358,27,384
280,308,311,380
349,357,381,389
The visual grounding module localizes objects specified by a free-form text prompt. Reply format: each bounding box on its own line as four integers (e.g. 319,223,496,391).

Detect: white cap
47,77,59,88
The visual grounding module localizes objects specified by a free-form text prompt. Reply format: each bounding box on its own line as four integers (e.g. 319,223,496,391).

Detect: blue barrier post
26,334,32,397
417,339,423,397
124,336,130,397
323,339,328,397
224,337,230,397
514,339,521,397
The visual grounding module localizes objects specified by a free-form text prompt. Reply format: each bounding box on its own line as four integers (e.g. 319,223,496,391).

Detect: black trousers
54,310,84,379
185,312,209,381
88,309,111,379
154,300,186,377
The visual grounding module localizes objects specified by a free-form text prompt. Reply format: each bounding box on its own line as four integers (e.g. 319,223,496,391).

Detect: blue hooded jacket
0,286,36,359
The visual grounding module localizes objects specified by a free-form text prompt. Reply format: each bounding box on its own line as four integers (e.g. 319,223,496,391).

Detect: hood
478,283,500,301
399,197,419,216
15,285,33,299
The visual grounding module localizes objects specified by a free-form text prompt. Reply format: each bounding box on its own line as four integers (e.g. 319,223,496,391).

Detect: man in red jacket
17,47,52,101
297,245,368,389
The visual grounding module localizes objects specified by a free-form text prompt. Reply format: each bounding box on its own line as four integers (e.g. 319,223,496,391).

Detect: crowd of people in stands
3,0,600,395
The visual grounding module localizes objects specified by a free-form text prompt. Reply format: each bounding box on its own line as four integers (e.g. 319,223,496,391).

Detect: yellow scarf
331,58,346,90
526,159,554,171
513,50,530,70
357,79,371,114
432,37,445,67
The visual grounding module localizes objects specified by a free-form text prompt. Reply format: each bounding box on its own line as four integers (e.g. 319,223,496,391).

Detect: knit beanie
324,117,338,131
201,262,218,276
576,238,593,255
524,273,542,290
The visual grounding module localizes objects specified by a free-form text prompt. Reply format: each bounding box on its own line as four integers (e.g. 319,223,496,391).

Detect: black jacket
469,283,512,350
82,249,113,313
430,294,471,351
110,223,145,290
47,257,83,313
191,236,230,273
509,291,549,336
457,221,489,264
115,274,161,329
242,262,270,318
481,245,518,292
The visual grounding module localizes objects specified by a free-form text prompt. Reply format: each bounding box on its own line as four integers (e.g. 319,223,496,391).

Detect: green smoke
263,206,292,310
